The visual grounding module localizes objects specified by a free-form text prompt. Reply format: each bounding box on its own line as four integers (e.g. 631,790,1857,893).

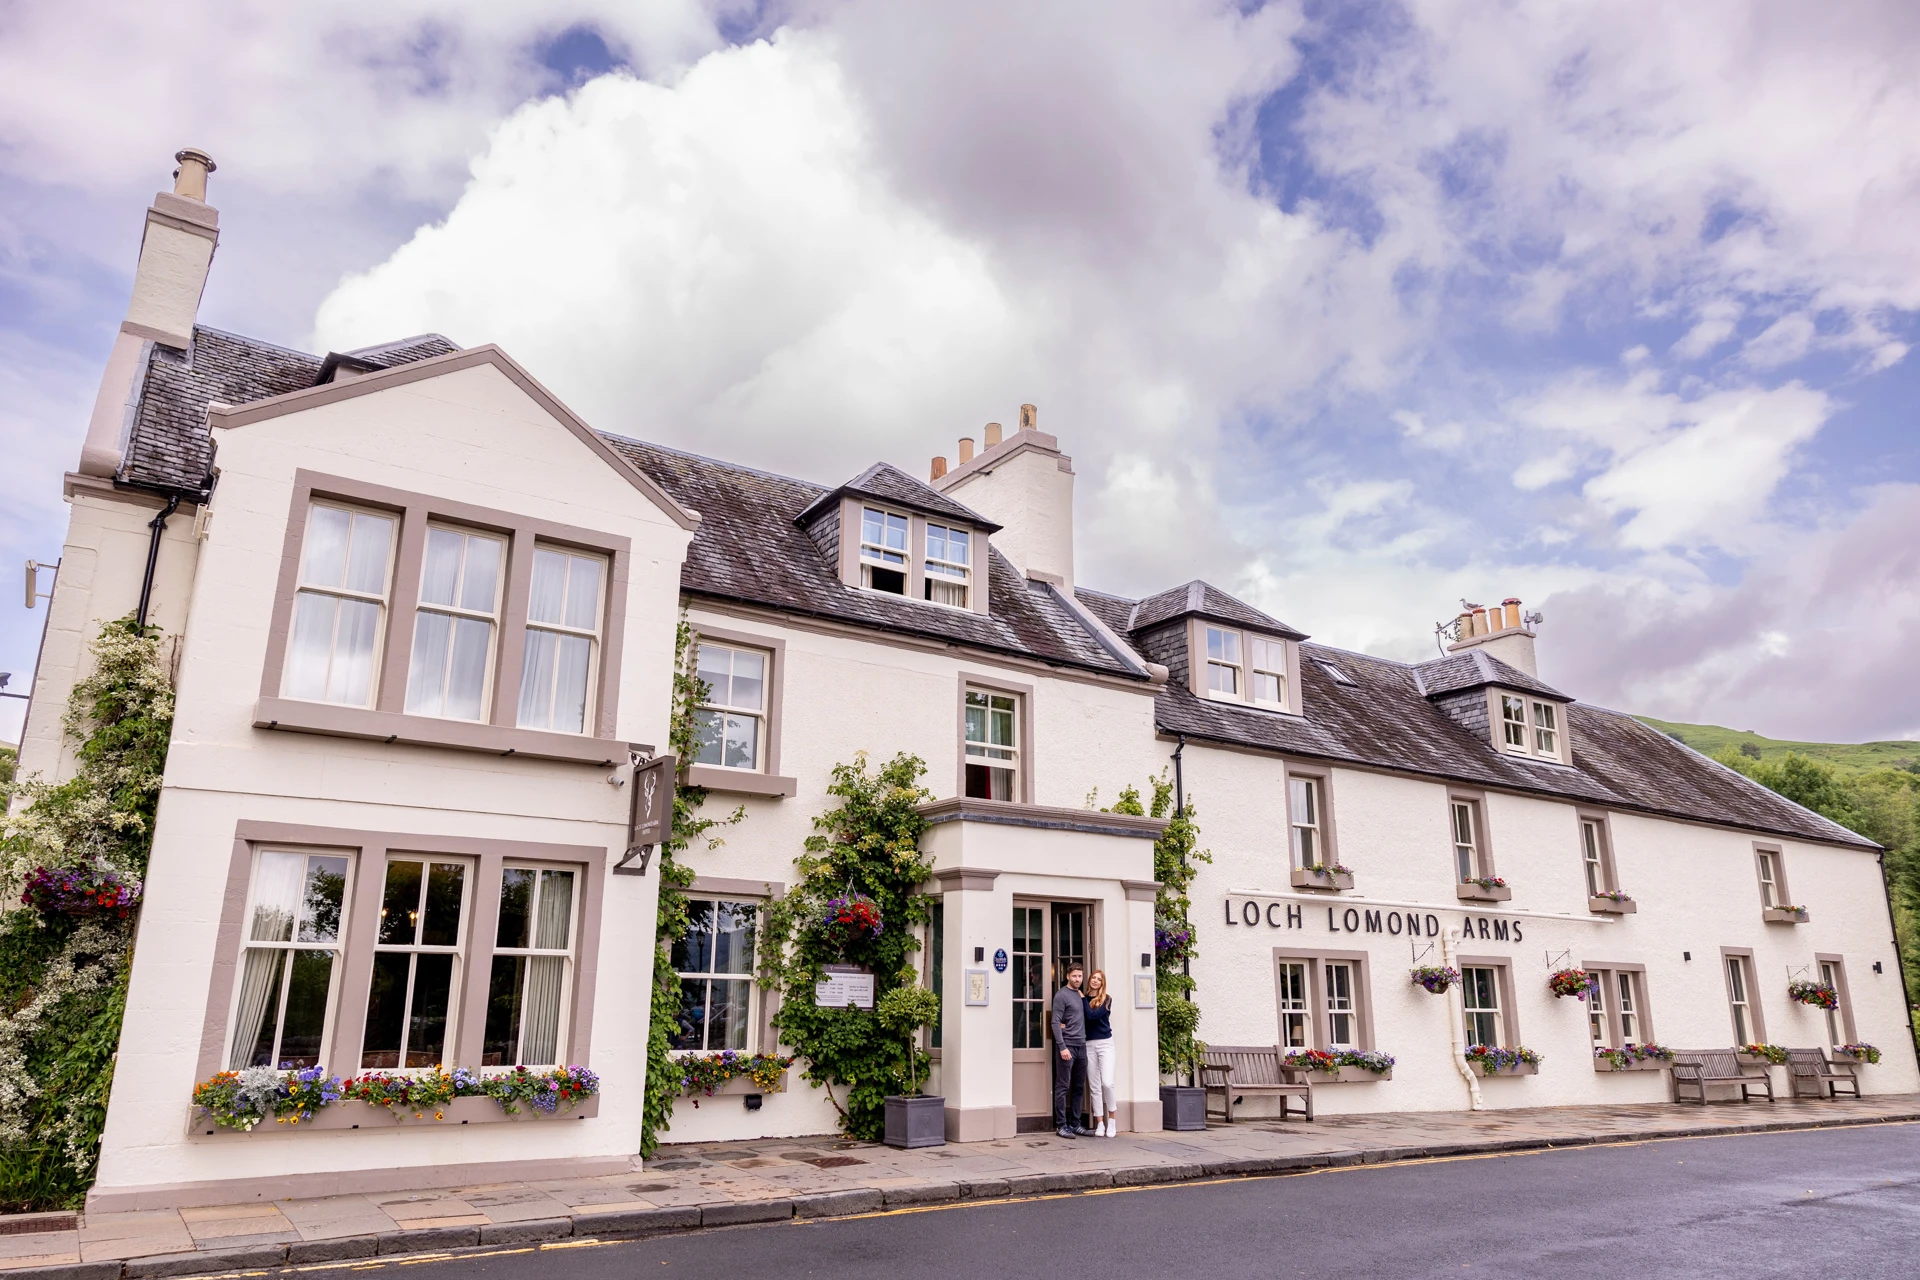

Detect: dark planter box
884,1094,947,1149
1160,1085,1206,1132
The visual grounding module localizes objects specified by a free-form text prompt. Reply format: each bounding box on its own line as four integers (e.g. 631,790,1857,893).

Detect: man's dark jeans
1053,1043,1088,1130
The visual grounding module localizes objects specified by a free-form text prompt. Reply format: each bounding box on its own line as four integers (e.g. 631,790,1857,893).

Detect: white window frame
1500,694,1528,751
963,688,1021,801
1324,961,1356,1049
1587,970,1609,1045
1820,960,1844,1048
1250,636,1288,709
1204,625,1242,699
859,506,911,596
1615,971,1641,1044
1289,775,1323,870
1451,799,1483,883
227,847,354,1071
1276,961,1310,1049
363,854,473,1071
1726,954,1755,1045
1495,691,1565,762
516,546,606,735
1581,818,1607,897
283,501,397,708
923,523,972,610
1462,965,1503,1048
693,642,769,772
484,862,579,1069
1756,851,1781,909
404,524,506,722
1531,700,1559,756
670,895,761,1053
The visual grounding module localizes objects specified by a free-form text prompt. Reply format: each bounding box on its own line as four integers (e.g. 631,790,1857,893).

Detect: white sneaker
1103,1119,1115,1137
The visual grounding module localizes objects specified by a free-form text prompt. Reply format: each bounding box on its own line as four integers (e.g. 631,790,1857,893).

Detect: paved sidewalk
5,1094,1916,1279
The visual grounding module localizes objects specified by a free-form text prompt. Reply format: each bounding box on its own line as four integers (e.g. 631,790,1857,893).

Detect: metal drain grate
805,1155,868,1168
0,1213,77,1236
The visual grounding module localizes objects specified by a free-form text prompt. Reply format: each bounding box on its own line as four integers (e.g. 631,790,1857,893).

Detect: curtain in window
518,870,575,1064
229,949,285,1068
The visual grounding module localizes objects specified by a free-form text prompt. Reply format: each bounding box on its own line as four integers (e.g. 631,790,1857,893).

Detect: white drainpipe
1442,926,1484,1111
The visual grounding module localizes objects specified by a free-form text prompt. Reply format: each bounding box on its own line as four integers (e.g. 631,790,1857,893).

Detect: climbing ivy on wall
638,621,743,1158
756,752,935,1142
0,618,174,1210
1107,775,1211,1078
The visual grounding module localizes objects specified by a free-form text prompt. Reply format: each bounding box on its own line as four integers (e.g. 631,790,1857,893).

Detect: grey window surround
255,469,633,765
1270,946,1376,1053
1579,961,1654,1046
1186,617,1303,716
200,820,610,1083
686,623,796,797
957,671,1035,804
1456,955,1521,1048
1719,947,1766,1044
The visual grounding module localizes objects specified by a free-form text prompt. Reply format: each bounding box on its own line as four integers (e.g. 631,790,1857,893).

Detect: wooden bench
1670,1050,1774,1104
1199,1045,1313,1123
1787,1048,1861,1099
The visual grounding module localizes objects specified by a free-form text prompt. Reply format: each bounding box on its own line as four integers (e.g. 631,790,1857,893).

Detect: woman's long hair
1086,968,1112,1009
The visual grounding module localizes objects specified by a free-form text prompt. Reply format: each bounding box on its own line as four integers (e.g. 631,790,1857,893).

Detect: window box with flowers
1833,1043,1881,1065
1290,863,1355,892
1736,1043,1789,1067
1587,890,1637,915
1456,876,1511,903
1282,1048,1394,1082
189,1065,600,1137
1762,905,1809,925
1593,1044,1674,1073
673,1051,795,1105
1463,1045,1541,1076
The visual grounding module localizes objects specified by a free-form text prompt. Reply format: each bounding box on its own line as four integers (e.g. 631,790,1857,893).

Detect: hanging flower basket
1549,969,1595,1000
820,892,884,950
1410,964,1461,994
21,863,142,919
1787,979,1839,1010
1154,918,1194,963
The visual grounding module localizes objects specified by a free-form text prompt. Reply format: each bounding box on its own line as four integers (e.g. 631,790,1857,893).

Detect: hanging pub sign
613,753,675,876
815,964,876,1009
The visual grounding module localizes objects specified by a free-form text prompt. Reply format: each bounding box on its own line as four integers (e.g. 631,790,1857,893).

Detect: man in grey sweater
1051,964,1089,1137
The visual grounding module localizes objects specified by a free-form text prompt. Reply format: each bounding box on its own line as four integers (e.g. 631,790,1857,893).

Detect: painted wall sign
815,964,876,1009
993,948,1009,973
1220,896,1524,943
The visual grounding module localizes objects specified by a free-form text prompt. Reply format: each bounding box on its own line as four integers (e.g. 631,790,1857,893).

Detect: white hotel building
16,156,1914,1211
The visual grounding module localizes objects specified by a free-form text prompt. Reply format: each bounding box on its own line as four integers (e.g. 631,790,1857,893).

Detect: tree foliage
0,618,172,1209
757,752,934,1141
638,620,743,1158
1106,774,1211,1078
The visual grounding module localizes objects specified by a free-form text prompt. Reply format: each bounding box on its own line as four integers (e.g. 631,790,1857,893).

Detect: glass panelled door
1012,906,1046,1049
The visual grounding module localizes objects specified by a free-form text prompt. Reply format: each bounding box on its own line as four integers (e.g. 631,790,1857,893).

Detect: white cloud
1671,301,1741,360
1512,448,1576,491
1740,311,1816,368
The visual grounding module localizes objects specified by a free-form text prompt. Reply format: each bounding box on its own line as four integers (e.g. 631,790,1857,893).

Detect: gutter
1441,926,1484,1110
1874,850,1919,1077
134,492,183,630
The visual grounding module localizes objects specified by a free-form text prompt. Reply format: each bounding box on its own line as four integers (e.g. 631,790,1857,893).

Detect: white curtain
229,949,284,1068
519,871,575,1064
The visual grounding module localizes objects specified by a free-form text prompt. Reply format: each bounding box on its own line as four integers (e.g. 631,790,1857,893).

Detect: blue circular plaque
993,948,1009,973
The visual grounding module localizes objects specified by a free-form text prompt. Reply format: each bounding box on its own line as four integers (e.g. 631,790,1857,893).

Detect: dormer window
1495,692,1567,763
860,507,910,595
924,524,971,608
1192,621,1298,714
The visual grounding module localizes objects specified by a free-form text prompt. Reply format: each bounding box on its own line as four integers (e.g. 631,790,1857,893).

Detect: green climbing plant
1,618,173,1210
1106,774,1210,1079
757,752,935,1141
638,620,743,1158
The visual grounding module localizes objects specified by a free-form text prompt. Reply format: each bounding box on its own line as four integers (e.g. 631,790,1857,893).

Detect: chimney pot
958,437,975,463
1019,404,1037,432
1471,606,1490,636
931,456,948,481
1502,599,1521,630
172,148,216,201
985,422,1003,447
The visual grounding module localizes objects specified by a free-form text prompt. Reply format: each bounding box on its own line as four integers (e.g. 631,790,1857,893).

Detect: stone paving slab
4,1095,1916,1278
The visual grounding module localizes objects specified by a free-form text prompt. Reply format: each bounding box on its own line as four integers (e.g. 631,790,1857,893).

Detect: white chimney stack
1444,596,1542,676
78,148,221,478
931,403,1076,589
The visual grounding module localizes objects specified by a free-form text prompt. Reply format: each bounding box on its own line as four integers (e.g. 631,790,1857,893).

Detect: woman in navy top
1083,970,1117,1136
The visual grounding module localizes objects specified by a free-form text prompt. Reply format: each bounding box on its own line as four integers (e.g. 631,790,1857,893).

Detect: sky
2,0,1917,747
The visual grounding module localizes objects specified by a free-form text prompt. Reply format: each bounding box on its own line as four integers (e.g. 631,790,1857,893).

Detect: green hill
1633,716,1920,775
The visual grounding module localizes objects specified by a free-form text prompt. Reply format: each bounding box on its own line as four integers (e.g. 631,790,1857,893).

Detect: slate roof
1128,580,1308,639
1081,587,1872,850
1413,649,1570,701
600,438,1133,678
795,461,1000,532
118,326,458,494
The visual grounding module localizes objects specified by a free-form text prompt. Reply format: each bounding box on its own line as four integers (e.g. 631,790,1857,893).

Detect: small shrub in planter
1787,980,1839,1010
1739,1043,1788,1065
1463,1045,1541,1076
1549,969,1596,1000
1836,1043,1881,1064
879,982,945,1148
1411,965,1461,994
